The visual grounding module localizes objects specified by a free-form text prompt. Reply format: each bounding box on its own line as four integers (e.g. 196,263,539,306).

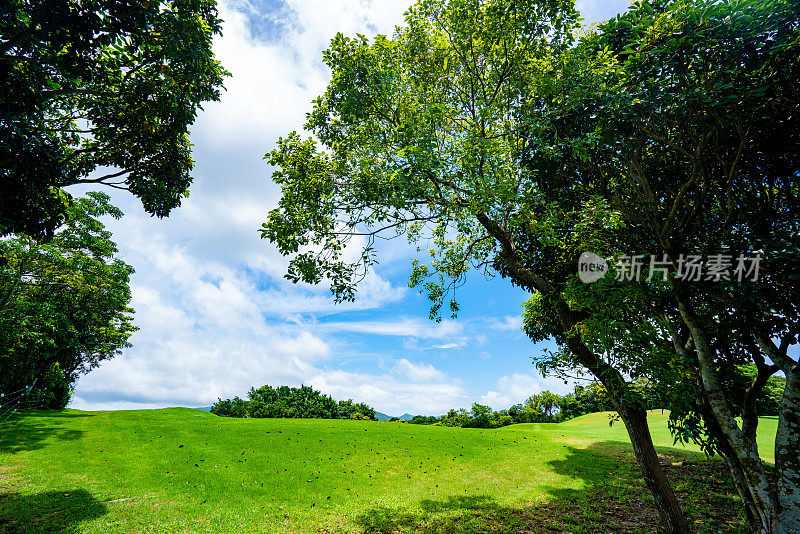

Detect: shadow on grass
357,442,746,534
0,489,107,533
0,411,90,455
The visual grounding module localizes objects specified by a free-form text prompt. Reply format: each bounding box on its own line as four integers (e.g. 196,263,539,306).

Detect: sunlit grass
0,408,764,533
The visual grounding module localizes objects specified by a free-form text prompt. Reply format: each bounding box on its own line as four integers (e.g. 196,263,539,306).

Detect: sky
68,0,633,416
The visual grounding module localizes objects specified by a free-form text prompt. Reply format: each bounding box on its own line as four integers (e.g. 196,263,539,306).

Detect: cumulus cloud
309,368,465,416
393,359,447,382
70,0,441,414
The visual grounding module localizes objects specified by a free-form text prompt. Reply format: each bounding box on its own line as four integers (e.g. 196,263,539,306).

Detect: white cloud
254,271,408,317
489,315,523,332
309,368,465,416
68,0,460,415
431,342,462,350
312,318,462,339
393,358,447,382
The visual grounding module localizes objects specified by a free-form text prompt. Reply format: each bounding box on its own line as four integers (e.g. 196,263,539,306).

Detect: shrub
211,385,377,421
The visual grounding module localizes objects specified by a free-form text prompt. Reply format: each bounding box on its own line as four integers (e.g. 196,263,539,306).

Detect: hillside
0,409,764,533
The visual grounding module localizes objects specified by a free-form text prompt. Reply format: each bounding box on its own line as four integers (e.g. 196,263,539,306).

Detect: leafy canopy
0,0,228,238
0,192,136,408
262,0,579,319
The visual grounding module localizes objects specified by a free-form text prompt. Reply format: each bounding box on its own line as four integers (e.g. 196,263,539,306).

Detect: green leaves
212,384,378,421
0,193,136,407
263,0,580,316
0,0,228,238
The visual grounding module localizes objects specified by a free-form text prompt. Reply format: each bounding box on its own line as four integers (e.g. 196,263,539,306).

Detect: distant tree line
400,382,615,429
214,368,785,428
211,385,377,421
403,369,785,429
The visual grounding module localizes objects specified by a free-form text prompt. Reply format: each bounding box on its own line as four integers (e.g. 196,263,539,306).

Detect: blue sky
68,0,633,416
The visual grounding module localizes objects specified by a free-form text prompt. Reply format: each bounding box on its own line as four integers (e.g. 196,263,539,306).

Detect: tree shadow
0,411,90,454
0,489,107,533
356,442,746,533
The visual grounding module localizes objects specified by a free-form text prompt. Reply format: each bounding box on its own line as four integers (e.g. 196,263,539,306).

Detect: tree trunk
618,403,692,534
704,405,762,527
677,297,778,533
775,369,800,533
559,333,690,533
755,330,800,533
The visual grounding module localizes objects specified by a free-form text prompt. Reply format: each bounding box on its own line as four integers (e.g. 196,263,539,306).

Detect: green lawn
529,410,778,464
0,409,768,533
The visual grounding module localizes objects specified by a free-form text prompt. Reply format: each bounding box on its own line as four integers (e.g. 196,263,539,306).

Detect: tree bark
752,328,800,532
775,370,800,533
619,403,691,534
561,331,690,534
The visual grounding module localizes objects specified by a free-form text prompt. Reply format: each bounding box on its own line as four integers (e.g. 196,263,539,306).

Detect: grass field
0,409,773,533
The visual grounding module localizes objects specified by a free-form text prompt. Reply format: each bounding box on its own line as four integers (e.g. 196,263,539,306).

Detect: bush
210,397,248,418
409,415,438,425
211,385,377,421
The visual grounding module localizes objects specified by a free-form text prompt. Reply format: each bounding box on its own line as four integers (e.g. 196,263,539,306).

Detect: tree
0,0,228,239
261,1,690,530
337,399,377,420
0,192,136,408
514,0,800,530
209,396,248,418
439,408,469,427
409,414,437,424
529,390,559,420
510,391,564,423
467,403,494,428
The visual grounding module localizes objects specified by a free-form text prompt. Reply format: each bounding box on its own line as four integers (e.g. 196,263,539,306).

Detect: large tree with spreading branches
261,0,693,530
0,0,228,239
518,0,799,531
0,192,136,408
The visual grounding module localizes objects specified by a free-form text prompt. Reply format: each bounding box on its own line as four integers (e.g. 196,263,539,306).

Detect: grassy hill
0,409,764,533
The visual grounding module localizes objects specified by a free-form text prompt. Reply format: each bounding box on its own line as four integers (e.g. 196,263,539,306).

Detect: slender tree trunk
562,334,690,534
754,330,800,533
663,312,765,526
618,402,691,534
703,402,762,527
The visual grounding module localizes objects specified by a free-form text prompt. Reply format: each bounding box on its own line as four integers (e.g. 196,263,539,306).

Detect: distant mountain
195,406,213,412
398,413,415,421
